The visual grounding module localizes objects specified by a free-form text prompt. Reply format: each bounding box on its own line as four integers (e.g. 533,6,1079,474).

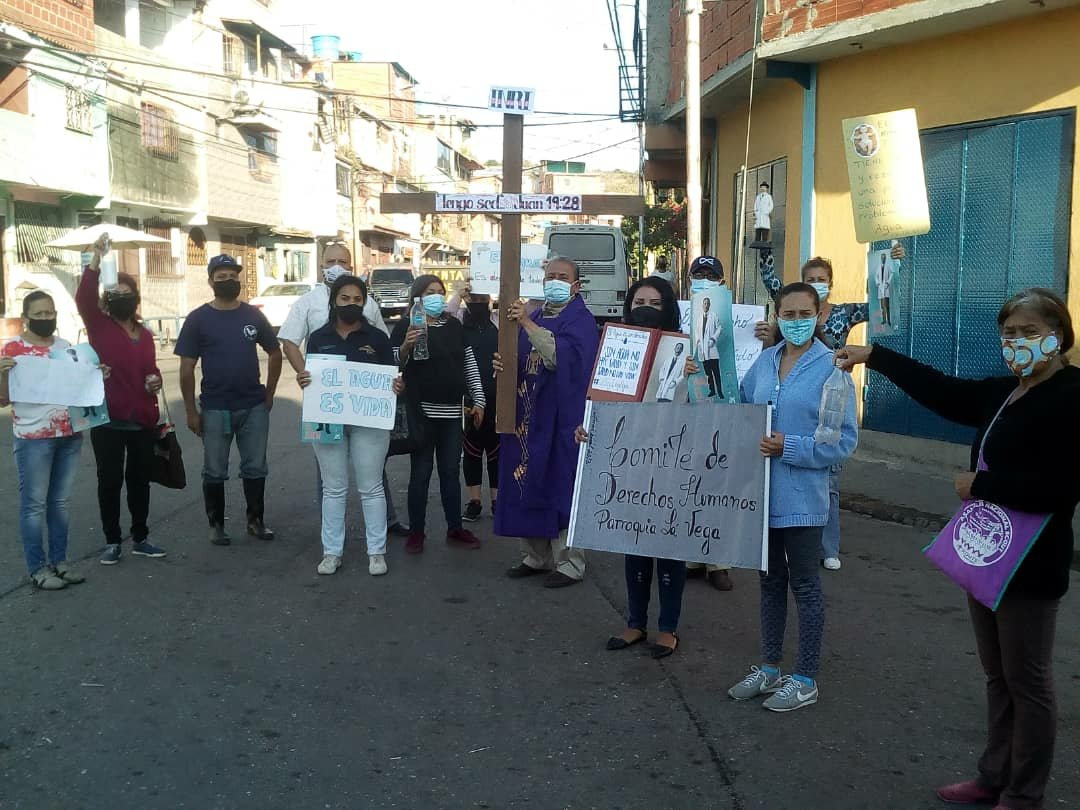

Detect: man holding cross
494,256,599,588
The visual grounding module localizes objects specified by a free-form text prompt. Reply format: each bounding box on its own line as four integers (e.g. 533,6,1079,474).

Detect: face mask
466,302,489,320
27,318,57,338
336,304,364,325
421,294,446,317
324,266,348,285
543,279,573,305
627,306,664,330
1001,334,1060,378
810,282,830,303
105,293,139,321
212,279,241,301
690,278,721,295
778,317,817,347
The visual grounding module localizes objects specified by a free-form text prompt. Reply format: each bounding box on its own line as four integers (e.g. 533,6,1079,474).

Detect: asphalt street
0,356,1077,809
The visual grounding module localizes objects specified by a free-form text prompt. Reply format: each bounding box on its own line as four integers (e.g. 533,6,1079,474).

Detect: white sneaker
823,557,842,571
317,554,341,575
368,554,388,576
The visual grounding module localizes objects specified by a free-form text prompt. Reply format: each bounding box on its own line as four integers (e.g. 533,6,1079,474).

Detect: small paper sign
469,241,548,298
488,86,536,114
587,323,659,402
301,357,398,430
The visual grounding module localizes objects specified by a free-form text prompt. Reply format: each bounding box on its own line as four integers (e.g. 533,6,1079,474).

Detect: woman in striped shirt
392,275,486,553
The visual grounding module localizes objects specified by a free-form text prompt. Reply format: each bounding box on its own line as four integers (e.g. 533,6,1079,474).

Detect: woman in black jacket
838,287,1078,810
460,289,499,523
392,275,486,554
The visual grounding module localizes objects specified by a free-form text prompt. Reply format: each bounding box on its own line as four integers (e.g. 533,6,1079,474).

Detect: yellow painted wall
708,78,804,287
814,6,1080,350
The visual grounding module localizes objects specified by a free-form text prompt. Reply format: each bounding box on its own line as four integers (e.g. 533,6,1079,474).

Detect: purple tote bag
923,394,1051,610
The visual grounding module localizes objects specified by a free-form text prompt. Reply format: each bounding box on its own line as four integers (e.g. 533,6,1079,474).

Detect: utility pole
685,0,702,260
637,120,645,277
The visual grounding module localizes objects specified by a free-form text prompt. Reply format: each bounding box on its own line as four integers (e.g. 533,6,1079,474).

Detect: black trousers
463,408,499,489
90,425,155,543
703,359,723,398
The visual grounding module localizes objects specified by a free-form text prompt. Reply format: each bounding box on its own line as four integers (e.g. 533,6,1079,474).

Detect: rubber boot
204,481,230,546
244,477,274,541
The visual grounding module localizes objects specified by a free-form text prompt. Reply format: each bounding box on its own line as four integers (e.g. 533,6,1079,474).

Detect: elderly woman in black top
838,287,1079,810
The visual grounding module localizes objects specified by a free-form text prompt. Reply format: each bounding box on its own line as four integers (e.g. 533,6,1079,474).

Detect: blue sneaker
131,540,167,559
99,544,121,565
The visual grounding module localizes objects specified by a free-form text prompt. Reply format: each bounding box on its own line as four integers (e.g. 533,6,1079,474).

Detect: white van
543,225,628,323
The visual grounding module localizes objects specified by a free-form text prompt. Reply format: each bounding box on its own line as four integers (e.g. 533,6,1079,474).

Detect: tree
622,192,687,277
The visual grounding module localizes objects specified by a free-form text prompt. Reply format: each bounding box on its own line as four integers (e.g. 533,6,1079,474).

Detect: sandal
649,633,679,659
31,568,67,591
606,629,647,650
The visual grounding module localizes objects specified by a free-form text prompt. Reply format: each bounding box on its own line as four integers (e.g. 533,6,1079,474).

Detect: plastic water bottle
814,363,854,445
410,297,429,360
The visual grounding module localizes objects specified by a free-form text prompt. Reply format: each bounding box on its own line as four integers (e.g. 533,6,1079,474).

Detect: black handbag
387,391,431,457
150,391,187,489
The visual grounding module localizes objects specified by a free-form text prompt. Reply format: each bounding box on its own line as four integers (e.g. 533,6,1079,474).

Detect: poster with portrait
60,343,111,432
687,287,738,404
867,245,901,337
642,333,691,404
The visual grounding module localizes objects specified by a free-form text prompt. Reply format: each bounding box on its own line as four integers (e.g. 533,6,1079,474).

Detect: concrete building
414,114,484,265
0,3,108,340
645,0,1080,448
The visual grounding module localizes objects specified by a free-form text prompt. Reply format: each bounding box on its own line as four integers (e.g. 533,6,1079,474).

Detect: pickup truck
367,265,415,320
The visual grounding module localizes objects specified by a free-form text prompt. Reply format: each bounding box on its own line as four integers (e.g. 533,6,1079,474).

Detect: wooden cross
381,103,645,435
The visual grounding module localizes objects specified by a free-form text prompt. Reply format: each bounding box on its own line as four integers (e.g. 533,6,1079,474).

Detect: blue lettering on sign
349,394,394,419
321,367,342,387
320,392,344,414
347,369,394,391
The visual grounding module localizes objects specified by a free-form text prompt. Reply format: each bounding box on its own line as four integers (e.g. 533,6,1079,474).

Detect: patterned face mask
1000,334,1060,378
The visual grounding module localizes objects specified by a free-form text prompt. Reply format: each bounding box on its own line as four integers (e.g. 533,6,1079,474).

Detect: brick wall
666,0,758,106
0,0,95,48
762,0,925,42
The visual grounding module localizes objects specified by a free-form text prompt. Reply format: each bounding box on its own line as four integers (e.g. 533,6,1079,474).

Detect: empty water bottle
410,297,429,361
814,361,853,445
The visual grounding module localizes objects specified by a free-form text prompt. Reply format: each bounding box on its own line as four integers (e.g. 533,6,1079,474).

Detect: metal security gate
864,111,1074,443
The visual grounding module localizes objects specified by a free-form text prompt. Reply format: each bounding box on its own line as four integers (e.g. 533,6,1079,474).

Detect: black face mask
212,279,242,301
627,306,665,330
466,302,489,320
106,293,139,321
336,304,364,325
27,318,57,338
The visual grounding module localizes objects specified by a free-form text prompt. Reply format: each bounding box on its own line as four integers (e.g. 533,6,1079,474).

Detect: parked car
368,265,415,320
249,282,312,330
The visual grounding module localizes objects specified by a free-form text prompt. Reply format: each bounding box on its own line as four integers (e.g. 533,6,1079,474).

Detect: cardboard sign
434,194,583,214
842,108,931,243
687,287,739,403
488,86,536,114
301,357,398,430
567,401,771,569
469,241,547,299
588,323,660,402
732,304,766,381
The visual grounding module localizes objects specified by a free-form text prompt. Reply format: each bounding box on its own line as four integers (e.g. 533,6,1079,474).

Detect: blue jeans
407,417,462,534
760,526,825,679
201,403,269,482
13,435,84,574
626,555,687,634
822,464,841,559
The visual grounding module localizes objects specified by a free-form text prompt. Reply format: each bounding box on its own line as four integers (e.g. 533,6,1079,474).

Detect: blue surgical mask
422,294,446,317
778,317,817,347
1001,334,1059,378
690,278,720,295
543,279,573,305
810,282,830,303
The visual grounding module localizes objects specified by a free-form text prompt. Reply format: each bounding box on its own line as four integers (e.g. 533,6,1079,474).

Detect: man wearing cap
277,242,410,535
685,255,735,591
176,254,282,546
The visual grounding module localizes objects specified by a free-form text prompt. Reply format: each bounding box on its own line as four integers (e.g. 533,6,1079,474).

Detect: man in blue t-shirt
176,254,282,546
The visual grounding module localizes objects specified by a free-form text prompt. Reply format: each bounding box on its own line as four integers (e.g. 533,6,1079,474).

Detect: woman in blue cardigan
729,281,858,712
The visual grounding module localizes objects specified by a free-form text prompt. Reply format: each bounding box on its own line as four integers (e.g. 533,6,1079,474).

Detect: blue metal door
863,111,1074,443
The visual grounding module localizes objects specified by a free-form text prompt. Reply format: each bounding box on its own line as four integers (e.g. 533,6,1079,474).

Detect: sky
275,0,641,171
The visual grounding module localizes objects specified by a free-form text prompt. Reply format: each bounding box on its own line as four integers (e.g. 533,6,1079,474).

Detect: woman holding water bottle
76,235,167,566
724,281,858,713
392,275,486,554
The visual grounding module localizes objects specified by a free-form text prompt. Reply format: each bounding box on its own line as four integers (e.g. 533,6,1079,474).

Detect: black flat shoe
388,522,411,538
606,630,647,651
649,634,679,659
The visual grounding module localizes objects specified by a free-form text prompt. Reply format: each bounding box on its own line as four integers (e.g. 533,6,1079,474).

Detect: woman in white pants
297,275,403,576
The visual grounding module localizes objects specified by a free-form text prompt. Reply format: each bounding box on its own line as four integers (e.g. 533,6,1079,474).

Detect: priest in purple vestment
493,257,599,588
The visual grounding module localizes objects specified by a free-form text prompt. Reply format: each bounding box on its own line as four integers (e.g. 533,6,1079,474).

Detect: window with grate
140,102,179,158
223,33,243,76
436,140,453,177
13,202,66,264
186,227,207,270
336,163,352,197
144,220,177,277
286,250,309,283
334,96,351,140
66,87,93,133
